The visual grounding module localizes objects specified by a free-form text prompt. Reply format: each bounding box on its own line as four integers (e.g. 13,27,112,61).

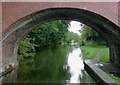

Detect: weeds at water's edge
108,73,120,84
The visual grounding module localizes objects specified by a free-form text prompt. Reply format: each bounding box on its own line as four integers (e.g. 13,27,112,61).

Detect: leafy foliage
66,31,82,44
18,36,35,60
18,20,71,61
80,25,107,45
28,20,71,47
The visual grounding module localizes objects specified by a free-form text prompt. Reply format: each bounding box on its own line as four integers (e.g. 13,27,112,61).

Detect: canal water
2,45,97,84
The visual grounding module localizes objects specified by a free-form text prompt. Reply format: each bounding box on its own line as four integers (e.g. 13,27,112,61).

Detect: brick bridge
1,2,120,73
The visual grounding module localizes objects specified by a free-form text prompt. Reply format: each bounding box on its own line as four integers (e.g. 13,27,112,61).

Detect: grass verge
81,45,100,59
81,43,119,84
81,45,109,63
108,73,120,84
99,47,109,63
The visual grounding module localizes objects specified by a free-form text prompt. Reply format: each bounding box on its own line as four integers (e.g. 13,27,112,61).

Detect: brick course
2,2,119,33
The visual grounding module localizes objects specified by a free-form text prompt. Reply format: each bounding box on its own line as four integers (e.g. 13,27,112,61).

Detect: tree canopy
80,25,107,45
18,20,71,59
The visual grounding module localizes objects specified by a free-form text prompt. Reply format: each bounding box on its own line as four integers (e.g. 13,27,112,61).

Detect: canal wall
84,60,117,85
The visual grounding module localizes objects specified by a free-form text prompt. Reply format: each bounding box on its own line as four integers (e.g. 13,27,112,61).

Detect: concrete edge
84,60,118,85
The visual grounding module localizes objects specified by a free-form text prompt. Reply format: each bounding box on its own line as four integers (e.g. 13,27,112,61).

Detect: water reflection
2,45,96,84
67,48,84,83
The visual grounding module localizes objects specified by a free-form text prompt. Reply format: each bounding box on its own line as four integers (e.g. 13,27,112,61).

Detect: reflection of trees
17,45,73,83
79,70,96,84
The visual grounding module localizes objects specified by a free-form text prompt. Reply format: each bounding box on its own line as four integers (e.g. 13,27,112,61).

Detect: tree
66,31,82,44
18,20,71,60
80,24,107,45
28,20,71,47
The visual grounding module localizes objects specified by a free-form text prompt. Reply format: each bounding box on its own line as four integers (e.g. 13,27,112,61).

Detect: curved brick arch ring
1,8,120,71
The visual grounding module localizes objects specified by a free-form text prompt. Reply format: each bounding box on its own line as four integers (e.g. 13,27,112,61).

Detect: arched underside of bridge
1,8,120,71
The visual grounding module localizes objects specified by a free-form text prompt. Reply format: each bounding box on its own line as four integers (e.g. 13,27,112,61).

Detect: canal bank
1,45,96,84
84,60,117,85
1,44,118,84
81,45,120,84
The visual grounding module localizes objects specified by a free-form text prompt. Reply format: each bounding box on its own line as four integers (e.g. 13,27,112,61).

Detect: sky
68,21,82,35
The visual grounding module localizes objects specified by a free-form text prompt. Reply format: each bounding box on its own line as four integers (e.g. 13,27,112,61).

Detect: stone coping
84,60,117,85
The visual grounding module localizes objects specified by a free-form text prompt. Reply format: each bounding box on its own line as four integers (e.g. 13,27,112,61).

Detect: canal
2,44,97,84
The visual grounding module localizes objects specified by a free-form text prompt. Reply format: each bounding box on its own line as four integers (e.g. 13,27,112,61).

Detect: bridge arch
1,8,120,70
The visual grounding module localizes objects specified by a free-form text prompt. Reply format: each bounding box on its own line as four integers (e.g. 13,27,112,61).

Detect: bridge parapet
2,2,119,33
1,2,120,76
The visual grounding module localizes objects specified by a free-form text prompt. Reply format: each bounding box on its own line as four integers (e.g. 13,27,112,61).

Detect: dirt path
91,52,100,64
91,48,120,72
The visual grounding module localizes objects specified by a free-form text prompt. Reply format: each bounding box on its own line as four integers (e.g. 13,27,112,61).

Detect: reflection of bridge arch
1,7,120,72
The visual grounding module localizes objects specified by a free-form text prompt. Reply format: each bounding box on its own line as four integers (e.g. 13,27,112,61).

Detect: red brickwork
2,2,119,33
1,2,120,74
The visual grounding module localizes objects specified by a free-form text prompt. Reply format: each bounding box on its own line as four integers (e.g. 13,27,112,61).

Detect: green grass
81,45,109,63
81,45,100,59
108,73,120,84
99,47,109,63
82,42,119,84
